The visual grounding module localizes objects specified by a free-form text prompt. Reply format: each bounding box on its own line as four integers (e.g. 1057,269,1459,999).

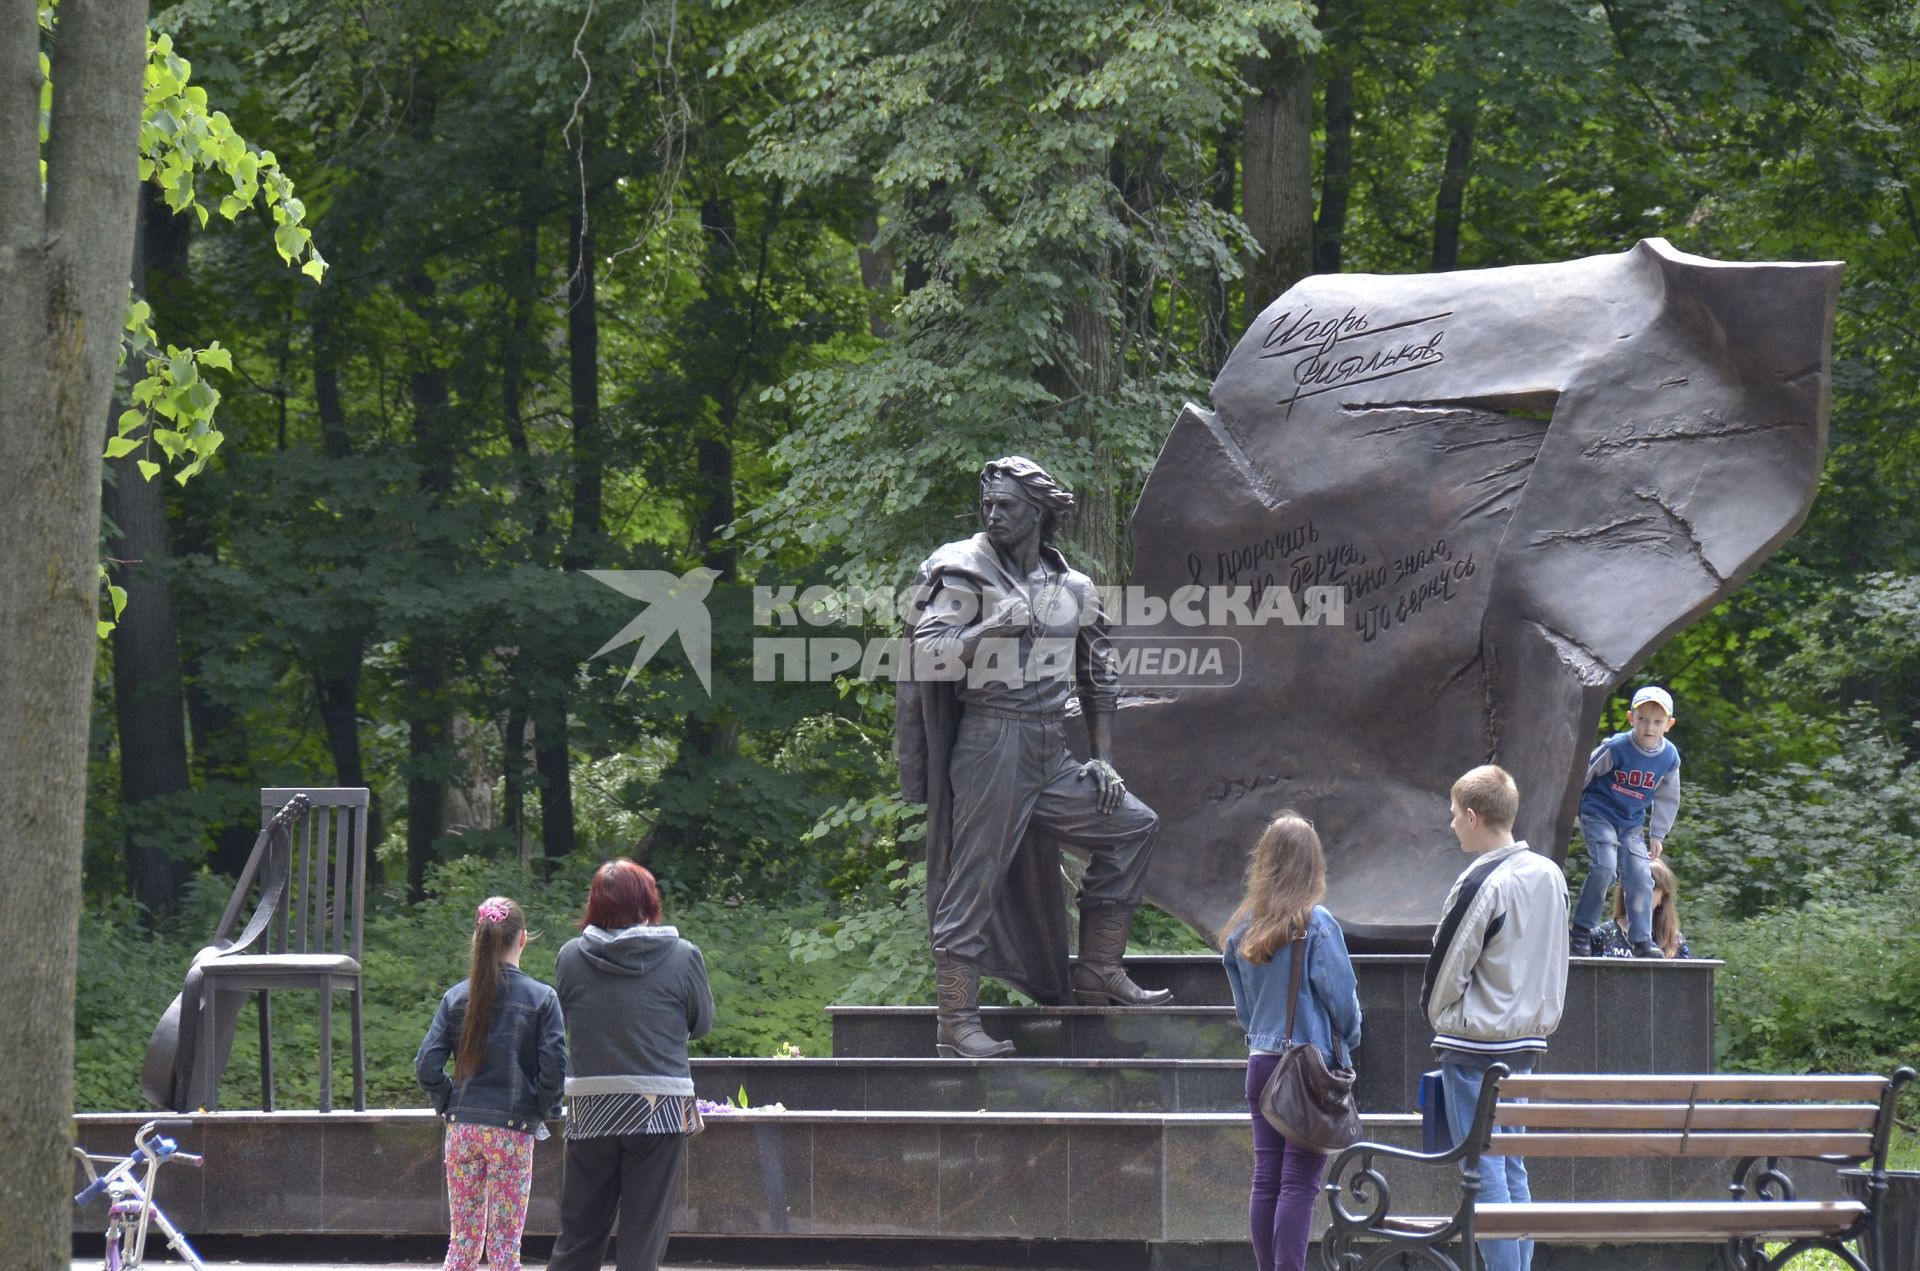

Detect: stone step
692,1056,1246,1113
1049,953,1720,1113
822,1008,1465,1113
829,1005,1244,1062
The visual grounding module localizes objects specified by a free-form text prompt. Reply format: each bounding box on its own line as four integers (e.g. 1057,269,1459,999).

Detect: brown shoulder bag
1257,934,1361,1153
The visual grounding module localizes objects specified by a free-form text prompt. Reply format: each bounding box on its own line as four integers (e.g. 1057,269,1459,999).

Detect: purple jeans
1246,1052,1331,1271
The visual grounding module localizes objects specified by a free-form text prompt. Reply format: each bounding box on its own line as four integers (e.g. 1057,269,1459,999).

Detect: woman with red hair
547,860,714,1271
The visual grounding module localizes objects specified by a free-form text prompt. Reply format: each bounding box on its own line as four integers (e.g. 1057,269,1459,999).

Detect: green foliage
95,564,128,640
113,300,231,486
1667,709,1920,1121
139,32,326,278
1681,709,1920,918
788,858,934,1006
1697,894,1920,1089
76,20,327,498
72,852,877,1109
725,0,1317,588
678,895,854,1059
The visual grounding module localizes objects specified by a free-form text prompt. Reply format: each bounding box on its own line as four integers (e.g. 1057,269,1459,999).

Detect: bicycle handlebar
74,1118,200,1205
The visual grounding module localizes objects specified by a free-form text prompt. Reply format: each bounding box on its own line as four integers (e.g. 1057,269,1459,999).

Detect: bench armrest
1321,1063,1510,1259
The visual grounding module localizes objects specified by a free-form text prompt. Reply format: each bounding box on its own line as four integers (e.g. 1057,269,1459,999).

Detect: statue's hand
1082,758,1126,814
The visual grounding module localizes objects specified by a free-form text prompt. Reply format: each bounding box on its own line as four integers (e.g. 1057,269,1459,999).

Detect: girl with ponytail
416,897,568,1271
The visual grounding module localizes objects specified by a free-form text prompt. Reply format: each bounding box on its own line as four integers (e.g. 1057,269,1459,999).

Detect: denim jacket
1223,905,1363,1064
416,964,568,1135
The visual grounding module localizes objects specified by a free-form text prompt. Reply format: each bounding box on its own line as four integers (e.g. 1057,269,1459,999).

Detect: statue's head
979,456,1074,546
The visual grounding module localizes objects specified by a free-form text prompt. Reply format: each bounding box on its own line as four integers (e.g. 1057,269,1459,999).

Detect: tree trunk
667,197,753,862
1203,125,1239,373
1052,286,1122,581
309,315,383,877
531,208,606,864
171,509,258,876
505,706,530,867
313,632,367,790
105,186,190,920
0,0,148,1262
503,209,539,461
1431,114,1476,271
405,272,455,900
854,195,895,339
406,649,449,899
901,181,949,295
1314,0,1357,275
564,209,602,569
1241,33,1315,325
500,197,540,866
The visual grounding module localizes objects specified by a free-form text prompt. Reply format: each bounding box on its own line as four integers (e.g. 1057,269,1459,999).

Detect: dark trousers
545,1132,687,1271
1245,1053,1330,1271
933,711,1158,963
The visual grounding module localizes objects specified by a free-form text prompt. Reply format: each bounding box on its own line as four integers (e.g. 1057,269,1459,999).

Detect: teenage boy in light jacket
1421,765,1569,1271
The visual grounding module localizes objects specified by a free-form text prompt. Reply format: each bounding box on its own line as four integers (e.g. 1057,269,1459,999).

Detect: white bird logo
585,567,720,695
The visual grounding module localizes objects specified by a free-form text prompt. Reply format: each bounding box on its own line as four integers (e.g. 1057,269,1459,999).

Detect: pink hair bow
476,901,511,926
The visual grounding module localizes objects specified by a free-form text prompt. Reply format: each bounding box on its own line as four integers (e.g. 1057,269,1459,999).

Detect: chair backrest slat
1495,1102,1882,1132
309,806,328,954
1484,1131,1875,1158
1501,1074,1889,1102
351,801,367,959
331,804,351,955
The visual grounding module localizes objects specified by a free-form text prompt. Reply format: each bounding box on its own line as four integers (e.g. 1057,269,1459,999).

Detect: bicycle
73,1119,206,1270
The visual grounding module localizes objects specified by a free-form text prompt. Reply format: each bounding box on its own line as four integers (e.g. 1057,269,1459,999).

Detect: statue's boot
1071,905,1175,1006
934,949,1015,1058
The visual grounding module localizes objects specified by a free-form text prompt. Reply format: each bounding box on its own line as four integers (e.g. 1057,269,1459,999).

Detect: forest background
70,0,1920,1116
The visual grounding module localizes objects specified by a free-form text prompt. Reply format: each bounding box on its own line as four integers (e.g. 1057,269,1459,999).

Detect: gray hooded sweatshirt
555,924,715,1097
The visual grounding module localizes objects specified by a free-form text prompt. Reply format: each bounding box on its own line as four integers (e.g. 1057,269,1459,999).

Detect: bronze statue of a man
896,456,1171,1059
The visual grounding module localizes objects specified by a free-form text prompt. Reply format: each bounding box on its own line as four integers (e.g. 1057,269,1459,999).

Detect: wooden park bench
1320,1067,1915,1271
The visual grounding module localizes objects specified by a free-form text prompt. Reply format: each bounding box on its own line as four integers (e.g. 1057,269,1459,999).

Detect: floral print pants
443,1122,535,1271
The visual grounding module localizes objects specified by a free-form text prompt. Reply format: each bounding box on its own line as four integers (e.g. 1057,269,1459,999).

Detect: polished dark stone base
72,956,1728,1267
75,1106,1843,1247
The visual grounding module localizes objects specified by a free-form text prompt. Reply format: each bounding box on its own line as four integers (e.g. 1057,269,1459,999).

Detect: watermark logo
587,574,1341,692
1109,636,1242,688
587,568,719,694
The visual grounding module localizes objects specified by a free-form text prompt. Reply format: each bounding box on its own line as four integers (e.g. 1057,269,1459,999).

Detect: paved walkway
72,1267,779,1271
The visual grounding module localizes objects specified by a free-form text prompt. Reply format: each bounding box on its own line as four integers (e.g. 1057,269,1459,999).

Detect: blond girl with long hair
1599,858,1691,958
1220,814,1362,1271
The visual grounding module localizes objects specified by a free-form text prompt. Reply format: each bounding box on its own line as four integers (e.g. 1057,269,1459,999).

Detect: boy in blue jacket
1569,685,1680,958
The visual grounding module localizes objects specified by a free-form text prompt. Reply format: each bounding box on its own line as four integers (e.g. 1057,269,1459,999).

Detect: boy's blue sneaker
1569,928,1597,958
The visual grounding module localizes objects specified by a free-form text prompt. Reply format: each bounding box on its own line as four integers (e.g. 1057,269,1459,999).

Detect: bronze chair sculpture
144,788,369,1112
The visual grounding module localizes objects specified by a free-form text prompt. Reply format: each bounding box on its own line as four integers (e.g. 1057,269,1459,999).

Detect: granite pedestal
76,955,1737,1269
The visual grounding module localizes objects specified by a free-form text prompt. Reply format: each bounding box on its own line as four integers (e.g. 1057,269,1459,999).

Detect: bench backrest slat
1499,1074,1888,1102
1495,1102,1881,1132
1482,1131,1875,1158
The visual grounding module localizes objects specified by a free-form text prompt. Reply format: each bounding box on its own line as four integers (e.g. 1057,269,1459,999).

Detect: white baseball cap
1630,686,1674,715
